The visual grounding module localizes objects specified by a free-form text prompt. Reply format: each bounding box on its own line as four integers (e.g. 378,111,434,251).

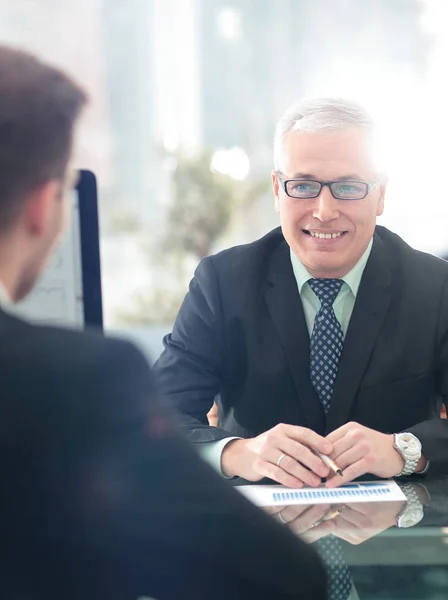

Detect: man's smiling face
272,127,386,278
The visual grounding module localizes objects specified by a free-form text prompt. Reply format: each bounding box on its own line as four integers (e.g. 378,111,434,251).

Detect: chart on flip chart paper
10,191,84,327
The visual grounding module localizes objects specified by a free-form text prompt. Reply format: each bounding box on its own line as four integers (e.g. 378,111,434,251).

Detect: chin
14,280,36,303
306,256,349,278
15,269,43,303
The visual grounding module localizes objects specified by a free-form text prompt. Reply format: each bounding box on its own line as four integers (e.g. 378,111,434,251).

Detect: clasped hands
221,422,411,488
265,499,406,545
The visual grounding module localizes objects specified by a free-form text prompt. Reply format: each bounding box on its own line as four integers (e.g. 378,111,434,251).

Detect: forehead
281,128,375,179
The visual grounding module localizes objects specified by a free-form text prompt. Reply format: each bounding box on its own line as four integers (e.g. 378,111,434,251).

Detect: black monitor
12,169,103,329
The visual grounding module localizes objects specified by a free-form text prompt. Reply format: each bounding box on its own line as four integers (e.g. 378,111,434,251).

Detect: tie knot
308,278,343,307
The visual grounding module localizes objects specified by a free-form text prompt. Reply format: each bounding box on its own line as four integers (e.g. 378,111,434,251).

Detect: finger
301,519,336,544
260,444,323,484
333,513,386,544
276,505,311,525
332,517,366,545
330,436,355,460
275,453,323,487
333,531,364,545
332,445,365,471
280,504,316,523
279,438,330,478
285,425,333,455
319,505,344,521
334,506,372,529
262,446,323,486
262,505,286,516
276,510,290,525
257,459,306,488
288,504,332,535
326,422,357,445
325,459,368,488
342,502,379,518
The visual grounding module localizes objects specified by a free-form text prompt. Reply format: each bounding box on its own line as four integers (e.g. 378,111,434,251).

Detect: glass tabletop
238,477,448,600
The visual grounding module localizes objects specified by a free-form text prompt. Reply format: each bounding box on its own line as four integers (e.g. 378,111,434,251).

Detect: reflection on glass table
254,478,448,600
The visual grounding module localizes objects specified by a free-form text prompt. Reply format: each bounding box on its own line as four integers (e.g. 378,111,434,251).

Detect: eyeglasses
277,171,378,200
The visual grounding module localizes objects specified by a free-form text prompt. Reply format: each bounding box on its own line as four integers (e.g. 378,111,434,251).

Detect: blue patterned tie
309,279,351,599
309,278,344,414
315,536,353,600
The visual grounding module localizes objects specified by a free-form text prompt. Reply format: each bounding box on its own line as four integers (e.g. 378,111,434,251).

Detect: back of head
274,97,374,170
0,45,87,231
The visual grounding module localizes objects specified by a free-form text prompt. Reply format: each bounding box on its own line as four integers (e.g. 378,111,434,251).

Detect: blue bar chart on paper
238,481,406,507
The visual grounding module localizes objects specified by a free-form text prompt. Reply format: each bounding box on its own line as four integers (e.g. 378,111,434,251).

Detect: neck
307,266,353,280
306,248,371,280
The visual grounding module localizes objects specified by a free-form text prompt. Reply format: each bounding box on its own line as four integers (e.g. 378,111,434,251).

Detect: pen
313,506,343,528
322,506,343,521
312,447,343,477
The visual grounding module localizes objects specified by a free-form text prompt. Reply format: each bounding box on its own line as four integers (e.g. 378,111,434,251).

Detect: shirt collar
290,238,374,297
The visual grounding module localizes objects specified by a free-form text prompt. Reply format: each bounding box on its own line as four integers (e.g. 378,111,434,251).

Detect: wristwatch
396,483,424,528
393,432,422,476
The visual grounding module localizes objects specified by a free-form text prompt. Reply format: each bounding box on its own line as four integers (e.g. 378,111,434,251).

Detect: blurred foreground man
155,97,448,487
0,46,327,600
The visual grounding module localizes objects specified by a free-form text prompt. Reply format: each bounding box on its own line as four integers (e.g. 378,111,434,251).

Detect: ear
272,170,280,214
376,172,388,217
24,180,62,237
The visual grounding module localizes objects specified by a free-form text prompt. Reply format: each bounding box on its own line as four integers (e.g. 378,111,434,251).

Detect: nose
312,186,340,222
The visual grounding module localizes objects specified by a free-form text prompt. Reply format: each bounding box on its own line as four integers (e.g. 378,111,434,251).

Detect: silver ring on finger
276,453,287,468
277,511,288,525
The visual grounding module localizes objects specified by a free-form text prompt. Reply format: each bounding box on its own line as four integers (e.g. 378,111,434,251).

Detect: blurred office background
0,0,446,358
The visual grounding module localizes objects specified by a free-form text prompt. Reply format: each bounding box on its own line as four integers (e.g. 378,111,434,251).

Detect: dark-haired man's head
0,45,87,301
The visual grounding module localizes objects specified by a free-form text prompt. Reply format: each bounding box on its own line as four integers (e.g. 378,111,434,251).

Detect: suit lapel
325,233,393,433
264,241,325,434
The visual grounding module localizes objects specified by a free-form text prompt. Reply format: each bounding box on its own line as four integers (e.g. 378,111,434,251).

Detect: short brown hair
0,45,88,228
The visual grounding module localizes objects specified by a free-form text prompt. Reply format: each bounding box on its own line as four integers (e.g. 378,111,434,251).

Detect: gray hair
273,97,374,170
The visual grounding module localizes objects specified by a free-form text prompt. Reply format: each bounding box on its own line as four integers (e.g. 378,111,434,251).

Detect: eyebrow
288,172,366,181
288,172,316,179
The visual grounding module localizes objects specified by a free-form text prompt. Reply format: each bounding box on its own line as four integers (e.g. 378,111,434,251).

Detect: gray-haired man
155,98,448,488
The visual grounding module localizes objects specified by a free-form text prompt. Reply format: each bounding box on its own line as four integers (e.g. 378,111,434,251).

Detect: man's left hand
324,422,405,487
331,501,404,544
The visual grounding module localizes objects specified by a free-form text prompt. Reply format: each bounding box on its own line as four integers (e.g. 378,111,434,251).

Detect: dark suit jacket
0,309,326,600
154,225,448,476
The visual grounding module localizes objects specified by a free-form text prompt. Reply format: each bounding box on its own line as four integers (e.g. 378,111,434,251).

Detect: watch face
398,434,422,454
398,508,424,528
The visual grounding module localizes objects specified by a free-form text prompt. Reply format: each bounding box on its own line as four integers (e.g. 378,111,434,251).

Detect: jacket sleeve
153,255,235,443
409,276,448,477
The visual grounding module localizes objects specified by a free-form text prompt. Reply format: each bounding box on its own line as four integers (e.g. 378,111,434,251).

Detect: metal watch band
399,484,422,507
396,483,424,528
397,456,419,477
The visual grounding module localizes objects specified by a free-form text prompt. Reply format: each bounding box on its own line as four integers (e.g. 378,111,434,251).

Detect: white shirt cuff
197,437,242,478
415,459,430,475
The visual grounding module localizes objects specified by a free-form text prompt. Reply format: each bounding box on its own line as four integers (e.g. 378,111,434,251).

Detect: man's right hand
221,424,333,487
265,504,336,543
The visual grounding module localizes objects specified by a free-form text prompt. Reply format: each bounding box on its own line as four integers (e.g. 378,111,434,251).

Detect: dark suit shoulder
375,225,448,283
208,227,284,270
192,227,286,295
0,310,152,393
186,228,288,318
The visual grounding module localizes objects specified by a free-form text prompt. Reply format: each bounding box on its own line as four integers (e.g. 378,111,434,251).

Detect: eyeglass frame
276,171,379,200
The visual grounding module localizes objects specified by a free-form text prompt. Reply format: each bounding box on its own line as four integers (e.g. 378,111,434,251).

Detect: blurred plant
162,148,270,260
116,148,270,325
107,208,142,234
116,285,187,326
